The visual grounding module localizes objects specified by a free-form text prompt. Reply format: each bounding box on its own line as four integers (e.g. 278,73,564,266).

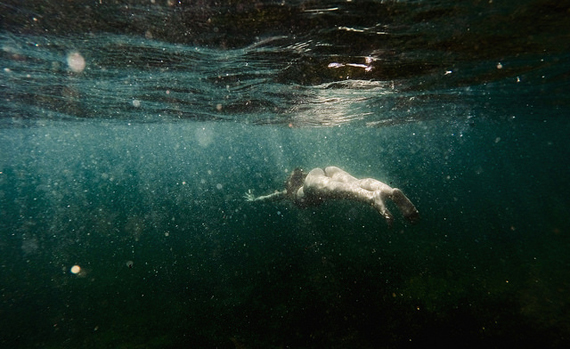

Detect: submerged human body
244,166,419,226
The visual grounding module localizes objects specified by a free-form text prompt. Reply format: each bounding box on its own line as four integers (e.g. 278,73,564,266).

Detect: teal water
2,116,569,347
1,0,570,348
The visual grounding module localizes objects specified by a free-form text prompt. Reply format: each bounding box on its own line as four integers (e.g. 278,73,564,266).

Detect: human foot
392,188,420,224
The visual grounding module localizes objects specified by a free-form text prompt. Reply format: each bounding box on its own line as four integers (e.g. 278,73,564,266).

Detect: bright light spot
346,63,368,69
67,52,86,73
328,62,344,68
70,265,81,274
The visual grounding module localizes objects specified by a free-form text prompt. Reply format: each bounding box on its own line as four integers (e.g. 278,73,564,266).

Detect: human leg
357,177,394,193
372,190,394,227
305,167,418,225
358,178,419,224
323,167,398,225
304,168,373,203
325,168,394,195
324,166,359,183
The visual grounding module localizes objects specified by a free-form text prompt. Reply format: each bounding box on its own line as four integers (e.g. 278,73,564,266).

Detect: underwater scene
1,0,570,347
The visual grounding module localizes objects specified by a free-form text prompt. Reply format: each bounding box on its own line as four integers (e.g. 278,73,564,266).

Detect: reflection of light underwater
195,126,214,147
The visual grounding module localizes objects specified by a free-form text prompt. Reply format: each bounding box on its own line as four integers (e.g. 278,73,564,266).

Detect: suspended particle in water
67,52,86,73
126,260,134,269
70,265,81,274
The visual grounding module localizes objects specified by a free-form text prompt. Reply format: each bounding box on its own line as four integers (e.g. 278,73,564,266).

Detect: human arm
244,189,287,202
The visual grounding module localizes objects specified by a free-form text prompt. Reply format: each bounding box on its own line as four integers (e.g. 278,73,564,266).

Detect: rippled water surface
1,0,570,348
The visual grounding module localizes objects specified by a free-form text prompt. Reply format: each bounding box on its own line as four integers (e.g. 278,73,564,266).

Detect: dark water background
1,0,570,348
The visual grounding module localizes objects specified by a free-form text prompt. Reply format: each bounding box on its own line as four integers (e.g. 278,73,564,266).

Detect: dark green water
1,0,570,348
